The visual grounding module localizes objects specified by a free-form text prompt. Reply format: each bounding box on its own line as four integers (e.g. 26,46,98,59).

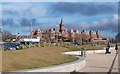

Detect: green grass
2,43,106,72
2,46,78,72
66,44,106,51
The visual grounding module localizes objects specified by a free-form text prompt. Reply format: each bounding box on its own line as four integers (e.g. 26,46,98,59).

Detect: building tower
89,30,92,42
59,18,65,35
96,31,99,38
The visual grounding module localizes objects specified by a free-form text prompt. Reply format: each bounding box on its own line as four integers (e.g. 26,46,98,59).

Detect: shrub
35,44,39,47
18,45,27,49
18,45,23,49
30,45,34,48
55,43,59,46
41,43,45,47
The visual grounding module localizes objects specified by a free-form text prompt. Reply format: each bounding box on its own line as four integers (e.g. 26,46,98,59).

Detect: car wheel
4,49,7,51
7,48,9,51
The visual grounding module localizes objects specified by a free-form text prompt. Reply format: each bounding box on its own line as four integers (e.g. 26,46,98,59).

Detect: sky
0,1,119,39
1,0,120,2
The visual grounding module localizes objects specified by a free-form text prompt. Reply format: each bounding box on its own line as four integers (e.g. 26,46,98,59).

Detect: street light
30,19,35,38
38,29,41,47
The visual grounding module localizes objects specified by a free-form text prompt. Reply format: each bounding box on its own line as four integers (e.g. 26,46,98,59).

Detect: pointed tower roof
60,18,63,24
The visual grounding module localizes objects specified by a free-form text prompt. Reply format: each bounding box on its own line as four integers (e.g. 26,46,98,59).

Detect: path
79,47,119,73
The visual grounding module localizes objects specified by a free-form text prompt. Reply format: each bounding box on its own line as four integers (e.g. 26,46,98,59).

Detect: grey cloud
2,17,53,30
19,18,31,26
2,18,39,27
48,2,117,16
90,22,118,32
2,18,15,26
66,19,118,33
2,10,20,16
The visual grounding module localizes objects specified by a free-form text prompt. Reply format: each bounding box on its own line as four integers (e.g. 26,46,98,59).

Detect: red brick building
58,19,109,44
31,29,42,39
30,19,109,44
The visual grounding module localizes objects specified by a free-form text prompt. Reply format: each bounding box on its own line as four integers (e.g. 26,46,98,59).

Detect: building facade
29,19,109,44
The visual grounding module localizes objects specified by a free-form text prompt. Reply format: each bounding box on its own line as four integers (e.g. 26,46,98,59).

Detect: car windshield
4,43,17,47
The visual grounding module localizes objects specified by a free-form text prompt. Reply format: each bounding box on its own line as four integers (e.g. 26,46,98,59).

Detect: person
105,42,111,54
115,42,118,53
107,42,110,49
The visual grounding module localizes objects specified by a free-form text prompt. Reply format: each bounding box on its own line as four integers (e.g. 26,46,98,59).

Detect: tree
1,30,12,41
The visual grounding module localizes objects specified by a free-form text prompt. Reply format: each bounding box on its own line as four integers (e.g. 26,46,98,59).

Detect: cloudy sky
0,2,119,38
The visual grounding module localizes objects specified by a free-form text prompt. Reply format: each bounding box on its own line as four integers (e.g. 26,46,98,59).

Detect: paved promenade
79,47,119,73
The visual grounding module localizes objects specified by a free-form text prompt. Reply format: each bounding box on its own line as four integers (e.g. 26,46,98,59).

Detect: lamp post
30,19,32,38
38,29,41,47
31,19,35,38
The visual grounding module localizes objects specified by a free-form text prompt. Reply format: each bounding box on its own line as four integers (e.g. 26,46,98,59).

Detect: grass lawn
66,44,106,51
2,46,78,72
2,44,106,72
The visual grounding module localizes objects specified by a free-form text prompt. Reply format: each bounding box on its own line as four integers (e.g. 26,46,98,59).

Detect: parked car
17,41,35,45
72,42,80,46
3,43,19,51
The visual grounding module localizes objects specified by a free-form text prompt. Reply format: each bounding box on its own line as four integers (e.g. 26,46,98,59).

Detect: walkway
79,47,119,73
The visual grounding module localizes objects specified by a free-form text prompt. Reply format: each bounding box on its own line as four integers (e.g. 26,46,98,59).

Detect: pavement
79,47,119,73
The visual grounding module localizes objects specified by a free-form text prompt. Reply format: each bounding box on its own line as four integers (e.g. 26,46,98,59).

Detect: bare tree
2,30,12,41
